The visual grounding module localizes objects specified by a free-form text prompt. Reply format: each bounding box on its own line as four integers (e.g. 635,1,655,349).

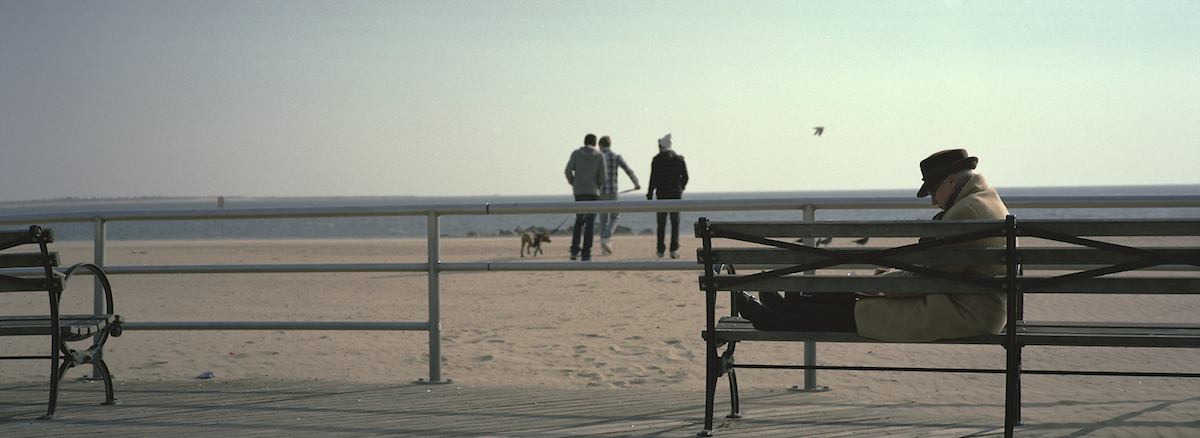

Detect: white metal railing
3,194,1199,385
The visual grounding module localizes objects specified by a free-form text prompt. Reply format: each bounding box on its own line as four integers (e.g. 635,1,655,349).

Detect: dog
516,227,551,257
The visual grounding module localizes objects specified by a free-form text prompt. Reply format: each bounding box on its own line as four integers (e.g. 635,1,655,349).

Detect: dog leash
548,216,571,236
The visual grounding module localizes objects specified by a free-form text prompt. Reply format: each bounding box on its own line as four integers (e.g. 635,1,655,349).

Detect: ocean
2,186,1198,241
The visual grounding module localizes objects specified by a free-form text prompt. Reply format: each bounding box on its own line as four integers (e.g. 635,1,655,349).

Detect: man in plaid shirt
597,135,640,255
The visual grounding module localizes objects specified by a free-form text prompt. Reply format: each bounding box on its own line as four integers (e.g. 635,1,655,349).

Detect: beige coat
853,174,1010,341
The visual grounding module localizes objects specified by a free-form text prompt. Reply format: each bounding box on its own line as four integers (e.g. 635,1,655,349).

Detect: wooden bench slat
0,315,122,338
707,275,1001,294
705,219,1200,238
1017,219,1200,237
706,317,1006,344
707,220,1005,239
708,318,1200,347
705,247,1200,268
0,252,61,269
0,228,52,249
0,276,65,293
704,275,1200,295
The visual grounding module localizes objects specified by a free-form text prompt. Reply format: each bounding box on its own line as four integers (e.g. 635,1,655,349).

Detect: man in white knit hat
646,134,689,258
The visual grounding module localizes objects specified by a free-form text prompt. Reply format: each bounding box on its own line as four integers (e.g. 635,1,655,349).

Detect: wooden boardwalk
0,377,1183,437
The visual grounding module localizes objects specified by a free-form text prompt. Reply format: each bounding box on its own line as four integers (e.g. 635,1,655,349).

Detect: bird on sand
796,237,834,247
854,237,870,246
813,126,824,136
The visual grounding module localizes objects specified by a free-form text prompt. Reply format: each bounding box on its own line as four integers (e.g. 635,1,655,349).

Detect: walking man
564,133,607,261
597,135,640,255
646,134,689,258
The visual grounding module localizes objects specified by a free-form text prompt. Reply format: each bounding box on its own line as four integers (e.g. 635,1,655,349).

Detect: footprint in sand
607,344,650,356
131,361,170,370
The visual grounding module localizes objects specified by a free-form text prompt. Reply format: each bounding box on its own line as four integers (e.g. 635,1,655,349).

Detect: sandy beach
3,235,1199,433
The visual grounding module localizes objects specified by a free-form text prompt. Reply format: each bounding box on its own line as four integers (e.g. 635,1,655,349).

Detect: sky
2,1,1197,202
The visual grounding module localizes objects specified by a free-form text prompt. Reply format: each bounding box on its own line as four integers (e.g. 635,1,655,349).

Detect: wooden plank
0,252,59,269
708,247,1200,268
703,274,1200,295
706,247,1004,266
706,218,1200,239
1019,277,1200,294
0,228,40,250
0,315,118,337
708,220,1006,239
709,317,1006,345
1017,219,1200,237
0,379,1004,437
0,276,64,293
708,275,1002,295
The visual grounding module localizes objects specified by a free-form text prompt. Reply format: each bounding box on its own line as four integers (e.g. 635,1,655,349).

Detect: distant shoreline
4,184,1199,206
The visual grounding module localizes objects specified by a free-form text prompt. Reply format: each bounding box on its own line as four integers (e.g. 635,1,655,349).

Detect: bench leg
94,358,118,405
726,368,742,419
700,350,718,436
1004,343,1023,437
40,339,121,419
40,335,63,420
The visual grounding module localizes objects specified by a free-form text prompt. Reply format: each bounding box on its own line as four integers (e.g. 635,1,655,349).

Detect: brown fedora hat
917,149,978,197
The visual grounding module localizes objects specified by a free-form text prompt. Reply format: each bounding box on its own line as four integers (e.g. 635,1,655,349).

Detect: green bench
0,226,123,419
695,216,1200,437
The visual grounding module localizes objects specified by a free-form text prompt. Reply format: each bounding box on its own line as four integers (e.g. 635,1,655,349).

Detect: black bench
0,226,123,419
695,216,1200,437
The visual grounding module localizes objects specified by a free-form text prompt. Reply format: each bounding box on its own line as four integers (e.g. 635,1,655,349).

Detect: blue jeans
598,193,619,239
571,194,599,258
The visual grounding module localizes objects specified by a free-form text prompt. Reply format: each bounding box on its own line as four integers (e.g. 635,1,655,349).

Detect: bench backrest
0,226,64,294
695,217,1200,298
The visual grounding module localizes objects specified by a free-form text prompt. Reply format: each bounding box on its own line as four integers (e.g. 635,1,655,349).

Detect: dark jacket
647,149,688,200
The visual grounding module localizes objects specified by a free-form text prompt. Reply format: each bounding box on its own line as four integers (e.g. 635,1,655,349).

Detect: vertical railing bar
423,210,448,383
91,216,107,379
802,204,824,391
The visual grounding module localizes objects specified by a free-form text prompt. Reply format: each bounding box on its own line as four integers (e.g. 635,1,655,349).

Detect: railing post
91,216,107,379
420,210,450,384
801,204,828,391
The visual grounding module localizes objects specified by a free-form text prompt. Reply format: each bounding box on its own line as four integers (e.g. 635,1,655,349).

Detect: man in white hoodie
564,133,608,261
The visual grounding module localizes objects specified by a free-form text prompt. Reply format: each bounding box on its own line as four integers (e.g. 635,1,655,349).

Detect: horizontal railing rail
2,194,1198,384
4,194,1200,226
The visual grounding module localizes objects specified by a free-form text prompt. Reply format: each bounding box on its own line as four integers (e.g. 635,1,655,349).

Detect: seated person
735,149,1010,341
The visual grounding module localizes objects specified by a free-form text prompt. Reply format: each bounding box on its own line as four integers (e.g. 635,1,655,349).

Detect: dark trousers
656,211,680,253
746,291,858,332
571,194,599,258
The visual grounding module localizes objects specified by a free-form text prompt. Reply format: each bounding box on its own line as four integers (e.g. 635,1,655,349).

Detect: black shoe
735,291,800,331
733,292,767,321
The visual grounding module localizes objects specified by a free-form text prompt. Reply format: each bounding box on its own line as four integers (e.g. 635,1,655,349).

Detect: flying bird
813,126,824,136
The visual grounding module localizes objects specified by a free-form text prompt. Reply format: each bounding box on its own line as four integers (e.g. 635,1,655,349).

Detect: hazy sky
2,1,1197,202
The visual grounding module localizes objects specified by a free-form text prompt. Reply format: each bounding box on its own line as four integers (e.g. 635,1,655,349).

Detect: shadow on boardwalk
2,378,1191,437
